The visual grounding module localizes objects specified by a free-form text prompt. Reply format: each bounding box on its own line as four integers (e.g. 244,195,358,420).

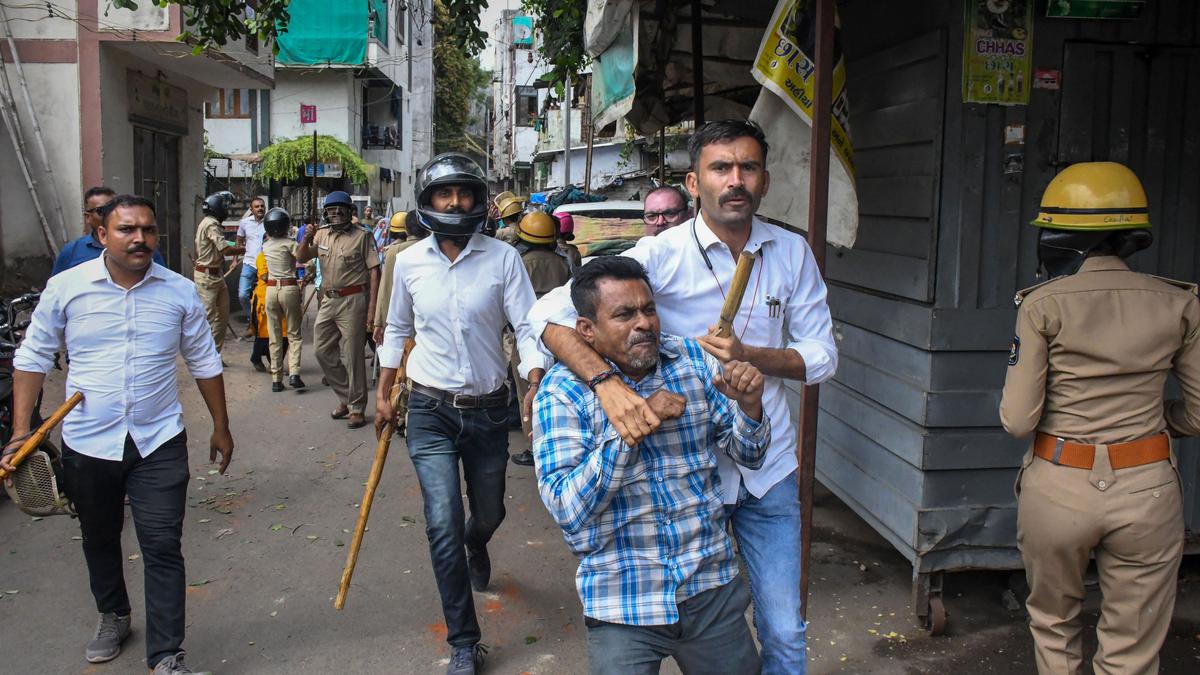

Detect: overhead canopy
276,0,368,66
587,0,858,248
587,0,777,135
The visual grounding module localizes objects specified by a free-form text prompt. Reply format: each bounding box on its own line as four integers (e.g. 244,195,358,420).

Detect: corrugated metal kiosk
801,1,1200,631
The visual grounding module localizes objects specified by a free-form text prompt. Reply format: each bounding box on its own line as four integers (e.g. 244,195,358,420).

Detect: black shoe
466,544,491,592
447,644,487,675
510,450,535,467
289,375,306,389
251,361,267,373
321,376,329,386
271,382,284,392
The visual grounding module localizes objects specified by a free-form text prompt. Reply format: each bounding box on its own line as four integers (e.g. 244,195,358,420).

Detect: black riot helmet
263,208,291,238
415,153,488,237
202,191,234,221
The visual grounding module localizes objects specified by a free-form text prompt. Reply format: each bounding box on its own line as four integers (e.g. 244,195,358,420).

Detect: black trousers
62,431,190,668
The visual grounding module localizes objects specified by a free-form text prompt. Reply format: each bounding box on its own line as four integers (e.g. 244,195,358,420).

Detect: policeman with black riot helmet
193,191,243,353
374,153,550,675
1001,161,1200,674
297,191,381,429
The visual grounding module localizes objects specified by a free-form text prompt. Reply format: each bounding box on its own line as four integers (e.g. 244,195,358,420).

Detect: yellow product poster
751,0,854,179
963,0,1034,105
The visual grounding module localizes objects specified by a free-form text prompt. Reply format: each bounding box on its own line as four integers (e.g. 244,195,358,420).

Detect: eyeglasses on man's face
643,207,685,223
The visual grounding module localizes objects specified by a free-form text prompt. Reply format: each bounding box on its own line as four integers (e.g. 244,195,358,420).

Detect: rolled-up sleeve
378,259,415,369
179,290,223,379
13,281,65,374
786,241,838,384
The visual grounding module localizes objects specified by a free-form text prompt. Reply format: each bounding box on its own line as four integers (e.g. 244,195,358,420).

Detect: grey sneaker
85,612,131,663
447,644,486,675
152,651,212,675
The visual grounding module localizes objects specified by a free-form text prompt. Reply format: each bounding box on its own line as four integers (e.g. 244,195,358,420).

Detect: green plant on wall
257,135,369,184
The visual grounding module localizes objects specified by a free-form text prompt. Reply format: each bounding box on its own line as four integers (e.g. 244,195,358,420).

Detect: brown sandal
330,405,350,420
347,413,367,429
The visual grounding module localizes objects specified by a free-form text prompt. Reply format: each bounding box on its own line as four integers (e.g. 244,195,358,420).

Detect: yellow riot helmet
496,193,525,221
517,211,558,245
389,211,406,234
1032,161,1150,230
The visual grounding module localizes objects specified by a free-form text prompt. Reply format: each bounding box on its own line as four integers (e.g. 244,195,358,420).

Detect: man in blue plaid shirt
533,257,770,674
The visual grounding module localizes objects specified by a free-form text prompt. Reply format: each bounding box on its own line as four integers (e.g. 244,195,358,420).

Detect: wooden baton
0,392,83,480
713,252,757,338
334,338,415,610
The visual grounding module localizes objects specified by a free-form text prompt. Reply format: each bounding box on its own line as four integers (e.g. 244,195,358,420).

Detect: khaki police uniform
262,236,303,382
312,226,379,414
507,247,572,437
375,238,424,327
193,215,232,352
1001,255,1200,675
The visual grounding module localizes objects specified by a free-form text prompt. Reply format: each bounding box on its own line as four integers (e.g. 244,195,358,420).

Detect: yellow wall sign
964,0,1034,105
751,0,854,179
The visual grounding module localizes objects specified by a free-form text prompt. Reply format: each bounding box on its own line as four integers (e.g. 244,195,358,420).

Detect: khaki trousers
314,291,368,414
194,273,229,353
1016,448,1184,675
265,285,302,381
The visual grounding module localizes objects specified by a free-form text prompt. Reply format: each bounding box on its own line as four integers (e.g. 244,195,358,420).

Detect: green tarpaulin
277,0,368,66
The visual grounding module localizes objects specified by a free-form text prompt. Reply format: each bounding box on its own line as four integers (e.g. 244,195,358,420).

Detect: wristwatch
586,368,620,391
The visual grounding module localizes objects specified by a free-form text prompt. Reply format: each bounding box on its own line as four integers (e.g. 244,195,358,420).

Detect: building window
206,89,252,119
515,86,537,127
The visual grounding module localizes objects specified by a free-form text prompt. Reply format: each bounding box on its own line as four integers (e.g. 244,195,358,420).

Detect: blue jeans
237,262,257,316
725,470,806,675
405,389,510,647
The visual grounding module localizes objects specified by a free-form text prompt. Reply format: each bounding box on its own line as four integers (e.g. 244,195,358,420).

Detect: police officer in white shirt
2,195,233,675
376,153,549,675
528,120,837,675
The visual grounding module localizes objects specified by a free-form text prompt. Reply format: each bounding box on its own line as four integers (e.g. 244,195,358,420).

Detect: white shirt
378,234,552,394
529,215,838,503
237,214,265,263
14,256,224,460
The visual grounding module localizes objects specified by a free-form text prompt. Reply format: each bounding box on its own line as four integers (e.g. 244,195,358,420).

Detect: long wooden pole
797,0,835,622
691,0,704,126
334,339,415,610
310,130,318,229
0,392,83,480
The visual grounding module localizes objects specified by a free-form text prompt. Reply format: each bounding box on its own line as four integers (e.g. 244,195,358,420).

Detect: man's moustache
628,331,656,346
127,245,152,254
719,188,752,206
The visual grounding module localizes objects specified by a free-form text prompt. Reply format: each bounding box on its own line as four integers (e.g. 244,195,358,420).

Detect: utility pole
563,73,571,189
584,76,593,193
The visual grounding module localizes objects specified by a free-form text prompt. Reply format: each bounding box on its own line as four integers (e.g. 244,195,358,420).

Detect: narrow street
3,326,1198,674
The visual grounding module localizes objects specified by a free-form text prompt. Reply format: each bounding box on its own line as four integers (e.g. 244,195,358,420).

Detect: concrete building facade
205,0,434,218
0,0,271,287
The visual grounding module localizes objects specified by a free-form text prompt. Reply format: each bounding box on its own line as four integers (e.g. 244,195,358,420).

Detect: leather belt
410,382,509,409
194,265,221,275
1033,432,1169,470
266,279,299,287
323,284,366,298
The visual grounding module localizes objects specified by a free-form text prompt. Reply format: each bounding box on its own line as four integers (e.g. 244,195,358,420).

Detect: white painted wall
0,61,82,275
409,0,435,173
271,71,356,145
100,0,170,31
207,117,253,156
2,0,77,39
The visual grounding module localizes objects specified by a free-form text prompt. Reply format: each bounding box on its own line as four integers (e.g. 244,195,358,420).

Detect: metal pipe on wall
797,0,835,622
691,0,704,126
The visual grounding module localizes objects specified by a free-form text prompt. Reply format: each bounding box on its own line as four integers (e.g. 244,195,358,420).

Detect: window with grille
515,86,537,127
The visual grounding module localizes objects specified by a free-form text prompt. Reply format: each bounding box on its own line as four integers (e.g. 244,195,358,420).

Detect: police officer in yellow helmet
1001,161,1200,674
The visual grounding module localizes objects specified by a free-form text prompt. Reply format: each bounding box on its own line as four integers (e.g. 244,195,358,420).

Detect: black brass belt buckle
451,393,474,409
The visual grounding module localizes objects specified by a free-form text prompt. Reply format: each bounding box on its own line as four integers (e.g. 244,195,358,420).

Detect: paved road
2,333,1197,674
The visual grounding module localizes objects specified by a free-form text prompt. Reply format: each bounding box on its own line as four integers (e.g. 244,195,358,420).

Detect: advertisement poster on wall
963,0,1034,105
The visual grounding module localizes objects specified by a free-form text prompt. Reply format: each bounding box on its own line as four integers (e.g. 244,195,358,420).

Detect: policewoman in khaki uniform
1001,162,1200,675
297,191,381,429
261,208,305,392
193,191,242,352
